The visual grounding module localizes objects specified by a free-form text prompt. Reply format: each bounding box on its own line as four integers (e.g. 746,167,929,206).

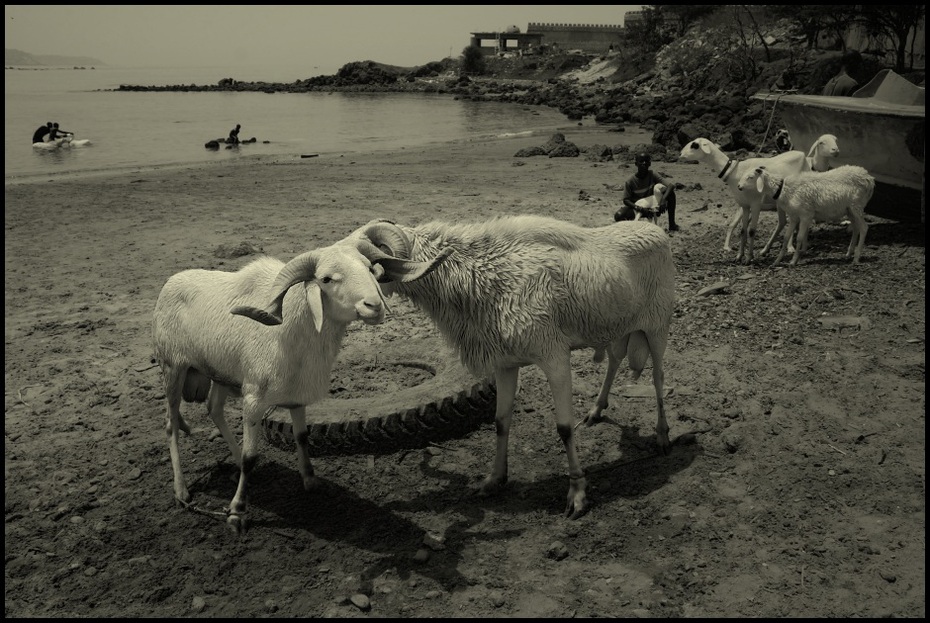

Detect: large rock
548,142,580,158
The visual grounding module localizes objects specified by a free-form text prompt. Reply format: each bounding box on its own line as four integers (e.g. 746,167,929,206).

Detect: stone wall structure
526,23,624,54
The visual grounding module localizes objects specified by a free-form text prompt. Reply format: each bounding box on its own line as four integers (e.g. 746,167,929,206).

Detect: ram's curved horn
230,250,320,326
354,238,452,283
355,220,413,258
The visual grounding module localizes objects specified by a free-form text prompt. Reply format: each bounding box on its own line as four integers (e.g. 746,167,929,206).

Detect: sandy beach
4,127,925,617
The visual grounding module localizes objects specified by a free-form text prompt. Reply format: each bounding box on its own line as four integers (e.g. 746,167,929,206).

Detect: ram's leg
478,366,519,496
847,212,868,264
774,219,797,265
539,350,588,519
227,394,264,535
744,205,762,264
583,334,630,425
790,219,812,265
645,330,671,455
761,207,786,256
736,207,751,263
163,364,191,505
288,406,321,491
724,206,741,251
207,383,241,466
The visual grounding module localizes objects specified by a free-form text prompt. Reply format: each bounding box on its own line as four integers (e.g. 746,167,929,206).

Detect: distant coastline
4,47,105,67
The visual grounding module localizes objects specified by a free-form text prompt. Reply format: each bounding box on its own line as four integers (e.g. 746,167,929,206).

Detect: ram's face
315,249,386,326
678,138,710,161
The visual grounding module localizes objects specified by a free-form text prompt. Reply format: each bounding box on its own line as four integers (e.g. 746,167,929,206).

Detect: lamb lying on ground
738,164,875,265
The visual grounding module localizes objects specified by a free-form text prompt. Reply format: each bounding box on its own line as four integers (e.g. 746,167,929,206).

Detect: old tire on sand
262,334,496,456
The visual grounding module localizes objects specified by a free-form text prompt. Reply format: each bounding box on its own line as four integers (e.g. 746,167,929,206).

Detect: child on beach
614,152,679,231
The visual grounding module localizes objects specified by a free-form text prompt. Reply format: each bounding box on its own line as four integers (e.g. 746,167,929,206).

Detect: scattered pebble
879,571,896,583
413,548,430,563
128,468,142,480
423,532,446,551
191,596,206,613
425,589,441,599
547,541,569,561
350,593,371,611
489,590,505,608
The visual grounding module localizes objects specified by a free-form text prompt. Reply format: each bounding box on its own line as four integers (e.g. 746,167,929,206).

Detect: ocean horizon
6,64,650,184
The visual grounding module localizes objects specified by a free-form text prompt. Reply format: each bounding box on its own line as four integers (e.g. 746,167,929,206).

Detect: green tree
461,45,486,76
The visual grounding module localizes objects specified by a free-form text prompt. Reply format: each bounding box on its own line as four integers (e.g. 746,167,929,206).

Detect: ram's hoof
475,475,507,497
226,513,249,535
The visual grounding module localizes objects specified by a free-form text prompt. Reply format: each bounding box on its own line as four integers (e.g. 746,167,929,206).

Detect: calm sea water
5,64,587,183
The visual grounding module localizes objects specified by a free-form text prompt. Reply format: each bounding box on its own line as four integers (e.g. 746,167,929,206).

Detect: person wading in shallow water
32,121,53,144
227,123,241,145
48,122,72,141
615,152,679,231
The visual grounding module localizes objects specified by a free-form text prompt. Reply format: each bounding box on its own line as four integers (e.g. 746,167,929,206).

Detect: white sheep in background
251,217,676,520
728,134,841,251
153,237,450,534
633,183,669,225
756,134,845,253
737,164,874,265
679,137,811,263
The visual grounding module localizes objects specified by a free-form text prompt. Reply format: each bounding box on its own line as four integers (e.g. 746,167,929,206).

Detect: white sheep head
678,138,717,161
232,235,451,328
737,166,781,196
808,134,840,159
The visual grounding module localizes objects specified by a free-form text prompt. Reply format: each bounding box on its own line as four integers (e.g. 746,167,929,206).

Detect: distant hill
5,48,105,67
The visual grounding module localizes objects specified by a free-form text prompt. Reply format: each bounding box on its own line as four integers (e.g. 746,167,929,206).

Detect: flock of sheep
153,134,876,534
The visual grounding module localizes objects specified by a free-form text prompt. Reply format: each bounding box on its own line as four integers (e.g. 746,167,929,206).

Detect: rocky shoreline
113,59,772,157
113,26,924,159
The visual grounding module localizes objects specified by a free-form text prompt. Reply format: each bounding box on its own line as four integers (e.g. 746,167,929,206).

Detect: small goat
738,165,874,265
633,183,669,225
153,236,449,534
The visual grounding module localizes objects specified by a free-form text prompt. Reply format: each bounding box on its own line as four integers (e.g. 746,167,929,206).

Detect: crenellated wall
527,22,624,53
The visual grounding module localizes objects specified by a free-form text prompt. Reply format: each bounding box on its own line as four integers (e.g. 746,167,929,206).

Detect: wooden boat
755,70,925,221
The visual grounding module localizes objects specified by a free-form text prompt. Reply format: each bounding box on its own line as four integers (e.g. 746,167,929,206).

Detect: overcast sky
5,5,642,70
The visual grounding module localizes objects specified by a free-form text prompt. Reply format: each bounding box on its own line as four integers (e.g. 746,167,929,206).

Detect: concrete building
470,22,624,56
526,23,624,54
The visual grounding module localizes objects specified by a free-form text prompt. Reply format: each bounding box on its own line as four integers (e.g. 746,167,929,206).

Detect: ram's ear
756,174,765,194
306,282,323,334
700,140,711,154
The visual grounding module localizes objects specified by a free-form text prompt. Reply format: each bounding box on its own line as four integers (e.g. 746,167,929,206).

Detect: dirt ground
4,128,925,617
